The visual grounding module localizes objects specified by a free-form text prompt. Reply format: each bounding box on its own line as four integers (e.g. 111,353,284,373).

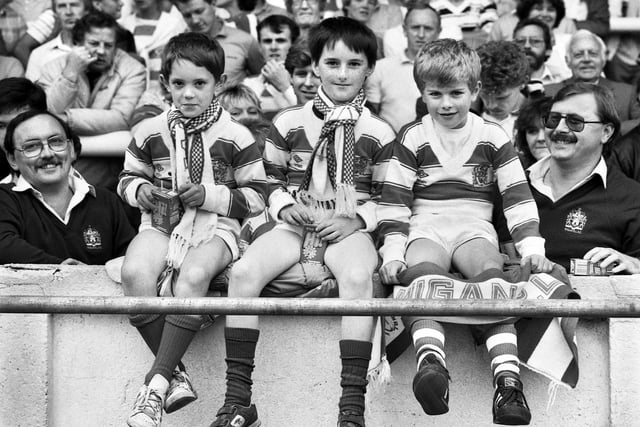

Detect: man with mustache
36,11,146,190
513,18,563,96
544,30,640,135
528,82,640,273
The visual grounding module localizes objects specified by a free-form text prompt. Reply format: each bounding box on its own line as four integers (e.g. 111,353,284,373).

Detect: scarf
163,100,222,274
298,85,365,218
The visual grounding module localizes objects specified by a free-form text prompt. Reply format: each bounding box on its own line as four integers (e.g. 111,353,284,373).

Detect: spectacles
291,0,319,7
514,37,545,48
14,136,70,158
543,112,603,132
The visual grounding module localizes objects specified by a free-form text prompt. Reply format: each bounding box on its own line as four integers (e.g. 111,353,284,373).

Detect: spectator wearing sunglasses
0,110,134,264
544,30,640,136
527,82,640,273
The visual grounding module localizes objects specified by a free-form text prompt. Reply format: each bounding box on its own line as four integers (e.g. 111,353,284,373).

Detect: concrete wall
0,265,637,427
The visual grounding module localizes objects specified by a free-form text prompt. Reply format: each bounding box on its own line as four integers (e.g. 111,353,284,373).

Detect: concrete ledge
0,266,637,426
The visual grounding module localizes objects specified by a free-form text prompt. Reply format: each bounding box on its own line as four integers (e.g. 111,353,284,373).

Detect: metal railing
0,296,639,317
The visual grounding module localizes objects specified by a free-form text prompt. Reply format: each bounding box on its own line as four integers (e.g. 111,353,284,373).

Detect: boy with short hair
211,17,395,427
377,39,554,425
117,32,267,427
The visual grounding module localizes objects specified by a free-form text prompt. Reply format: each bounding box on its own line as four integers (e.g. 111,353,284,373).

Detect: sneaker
412,353,450,415
338,410,365,427
127,385,164,427
492,375,531,425
209,403,261,427
164,368,198,414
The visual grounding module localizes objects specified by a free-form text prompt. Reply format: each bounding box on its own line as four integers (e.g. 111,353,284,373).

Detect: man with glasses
0,110,134,264
513,18,563,96
527,82,640,273
544,30,640,135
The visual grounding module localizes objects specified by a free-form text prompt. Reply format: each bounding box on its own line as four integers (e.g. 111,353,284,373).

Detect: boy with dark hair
378,39,554,425
118,32,267,427
211,17,395,427
477,40,530,138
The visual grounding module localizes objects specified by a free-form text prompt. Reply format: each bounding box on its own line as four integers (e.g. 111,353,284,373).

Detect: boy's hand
177,183,205,208
136,184,156,212
521,254,555,273
315,216,364,243
379,260,407,285
584,247,640,274
279,203,314,226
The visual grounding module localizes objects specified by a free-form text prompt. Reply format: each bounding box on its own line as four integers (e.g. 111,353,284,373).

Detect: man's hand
136,184,156,212
177,183,205,208
262,60,291,93
279,203,314,226
379,260,407,285
521,254,556,273
63,46,96,78
584,247,640,274
315,216,364,243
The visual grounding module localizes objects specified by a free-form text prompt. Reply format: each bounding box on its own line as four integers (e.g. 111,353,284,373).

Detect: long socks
128,313,186,372
224,327,260,406
411,319,446,368
338,340,372,415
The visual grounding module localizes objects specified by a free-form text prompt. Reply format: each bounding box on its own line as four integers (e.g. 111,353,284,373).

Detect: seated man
174,0,265,88
0,110,135,264
0,77,48,183
530,82,640,273
544,30,640,135
243,14,299,119
24,0,86,81
365,0,440,132
37,11,146,190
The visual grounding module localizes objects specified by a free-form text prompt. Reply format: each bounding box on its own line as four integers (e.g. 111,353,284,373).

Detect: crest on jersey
83,226,102,250
565,208,587,234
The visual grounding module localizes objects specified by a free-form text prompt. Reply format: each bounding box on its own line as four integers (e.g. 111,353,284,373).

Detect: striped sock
411,319,446,369
485,323,520,384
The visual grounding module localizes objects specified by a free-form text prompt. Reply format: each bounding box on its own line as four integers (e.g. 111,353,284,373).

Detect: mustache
549,132,578,144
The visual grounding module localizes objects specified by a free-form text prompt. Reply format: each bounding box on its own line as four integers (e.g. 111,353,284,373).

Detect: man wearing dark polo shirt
528,82,640,273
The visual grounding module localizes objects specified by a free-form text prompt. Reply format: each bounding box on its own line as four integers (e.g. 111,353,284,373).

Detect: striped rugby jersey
378,112,544,265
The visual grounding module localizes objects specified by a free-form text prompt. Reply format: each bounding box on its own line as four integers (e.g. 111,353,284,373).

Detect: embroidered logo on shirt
292,153,304,169
212,158,232,183
83,226,102,250
353,155,369,177
472,164,495,187
565,208,587,234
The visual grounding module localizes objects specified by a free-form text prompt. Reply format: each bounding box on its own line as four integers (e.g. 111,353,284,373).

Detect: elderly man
174,0,265,88
0,110,134,264
528,82,640,273
365,0,440,131
544,30,640,135
244,14,299,119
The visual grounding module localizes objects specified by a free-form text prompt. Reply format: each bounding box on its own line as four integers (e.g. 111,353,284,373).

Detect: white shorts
407,213,498,258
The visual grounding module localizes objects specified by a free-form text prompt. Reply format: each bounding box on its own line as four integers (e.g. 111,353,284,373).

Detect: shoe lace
132,387,163,422
496,386,527,409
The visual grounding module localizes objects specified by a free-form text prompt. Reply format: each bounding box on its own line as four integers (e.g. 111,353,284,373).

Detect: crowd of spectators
1,0,640,425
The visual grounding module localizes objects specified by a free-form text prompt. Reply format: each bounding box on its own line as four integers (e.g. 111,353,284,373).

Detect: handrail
0,296,639,317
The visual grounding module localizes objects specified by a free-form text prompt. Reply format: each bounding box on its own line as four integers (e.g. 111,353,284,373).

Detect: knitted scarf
164,99,222,272
298,85,365,218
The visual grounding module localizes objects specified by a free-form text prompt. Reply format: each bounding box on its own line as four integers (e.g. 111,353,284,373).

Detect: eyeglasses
543,112,603,132
14,136,70,158
291,0,319,7
514,37,546,49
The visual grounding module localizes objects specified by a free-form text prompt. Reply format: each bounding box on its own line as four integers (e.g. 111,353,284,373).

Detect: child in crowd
284,41,322,104
218,84,266,122
513,96,552,168
210,17,395,427
117,32,267,427
477,40,530,139
377,39,554,425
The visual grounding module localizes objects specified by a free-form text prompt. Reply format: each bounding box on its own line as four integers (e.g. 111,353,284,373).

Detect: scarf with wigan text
298,85,365,218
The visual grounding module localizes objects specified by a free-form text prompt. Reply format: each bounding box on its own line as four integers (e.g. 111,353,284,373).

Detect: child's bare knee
338,268,373,297
176,265,212,293
228,259,264,296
